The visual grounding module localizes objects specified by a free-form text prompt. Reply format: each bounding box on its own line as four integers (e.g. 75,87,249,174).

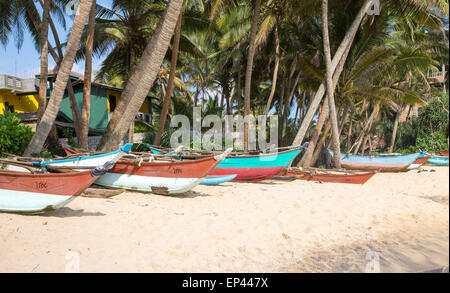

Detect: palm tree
291,0,375,148
24,0,96,156
79,2,97,149
154,11,182,145
37,0,50,122
243,0,261,150
322,0,341,168
97,0,184,151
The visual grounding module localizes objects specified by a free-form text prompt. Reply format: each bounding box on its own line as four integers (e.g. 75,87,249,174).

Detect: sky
0,0,112,79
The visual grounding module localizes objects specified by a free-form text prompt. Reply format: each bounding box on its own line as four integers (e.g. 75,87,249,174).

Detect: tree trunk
389,110,401,153
300,96,329,168
243,0,261,150
352,103,378,154
154,11,182,146
322,0,341,168
291,0,374,147
24,0,95,156
236,69,242,115
37,0,50,122
282,72,300,137
97,0,184,151
79,3,96,149
264,24,280,118
311,119,332,166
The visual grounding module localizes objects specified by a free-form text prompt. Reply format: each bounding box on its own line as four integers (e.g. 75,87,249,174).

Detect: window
108,95,117,112
4,102,14,113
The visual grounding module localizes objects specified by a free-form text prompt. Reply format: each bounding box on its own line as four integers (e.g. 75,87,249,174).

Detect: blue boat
32,144,133,170
200,174,237,185
328,150,423,172
147,145,302,181
428,156,449,166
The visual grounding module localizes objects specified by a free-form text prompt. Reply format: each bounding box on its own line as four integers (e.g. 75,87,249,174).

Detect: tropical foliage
0,0,448,164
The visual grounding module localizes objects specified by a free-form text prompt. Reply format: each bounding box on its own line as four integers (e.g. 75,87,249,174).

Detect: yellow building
0,75,39,114
1,73,156,131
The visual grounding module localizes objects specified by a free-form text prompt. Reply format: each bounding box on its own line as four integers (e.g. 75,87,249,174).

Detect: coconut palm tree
24,0,96,156
79,2,96,149
97,0,184,151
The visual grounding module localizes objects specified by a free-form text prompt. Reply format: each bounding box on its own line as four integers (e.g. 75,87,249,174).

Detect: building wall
59,84,109,130
106,89,151,113
0,89,38,114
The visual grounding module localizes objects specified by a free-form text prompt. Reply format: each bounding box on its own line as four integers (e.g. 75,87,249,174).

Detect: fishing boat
439,150,449,156
0,162,114,214
407,155,431,170
148,146,303,182
32,143,133,170
60,141,84,156
428,155,449,166
200,174,237,185
281,168,375,184
328,150,423,172
95,150,231,195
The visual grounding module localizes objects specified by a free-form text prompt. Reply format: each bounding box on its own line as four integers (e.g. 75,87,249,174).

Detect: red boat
95,155,225,195
0,167,107,213
280,168,376,184
439,150,449,156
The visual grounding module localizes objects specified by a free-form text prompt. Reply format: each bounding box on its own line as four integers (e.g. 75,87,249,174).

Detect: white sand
0,166,448,273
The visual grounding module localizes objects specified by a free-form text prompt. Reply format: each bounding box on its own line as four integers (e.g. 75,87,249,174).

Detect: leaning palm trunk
322,0,341,168
96,0,184,152
300,96,329,167
264,24,280,118
352,103,379,154
389,110,401,153
37,0,49,122
79,3,96,149
243,0,261,150
311,119,332,166
24,0,95,156
291,0,374,147
154,12,182,146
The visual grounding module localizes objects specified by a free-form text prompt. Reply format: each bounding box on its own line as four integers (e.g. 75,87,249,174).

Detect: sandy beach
0,166,448,273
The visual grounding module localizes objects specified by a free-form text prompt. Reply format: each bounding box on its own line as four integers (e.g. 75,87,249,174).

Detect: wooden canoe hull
428,156,449,166
407,156,431,170
148,147,301,182
95,157,220,194
340,161,410,172
209,166,285,182
200,174,237,185
328,150,422,172
0,170,98,213
36,144,133,170
284,169,376,184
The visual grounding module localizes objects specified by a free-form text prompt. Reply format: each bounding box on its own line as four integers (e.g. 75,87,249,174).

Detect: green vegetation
0,112,34,157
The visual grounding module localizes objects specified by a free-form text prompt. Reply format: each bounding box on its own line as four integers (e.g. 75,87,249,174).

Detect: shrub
0,112,34,157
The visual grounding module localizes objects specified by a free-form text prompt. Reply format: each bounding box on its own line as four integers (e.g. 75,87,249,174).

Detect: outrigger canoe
428,155,449,166
95,151,231,195
32,143,133,170
408,155,430,170
439,150,449,156
0,162,113,214
281,168,375,184
200,174,237,185
148,146,302,182
328,150,423,172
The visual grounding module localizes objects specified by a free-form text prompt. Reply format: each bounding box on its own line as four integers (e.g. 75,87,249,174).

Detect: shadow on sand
40,207,106,218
